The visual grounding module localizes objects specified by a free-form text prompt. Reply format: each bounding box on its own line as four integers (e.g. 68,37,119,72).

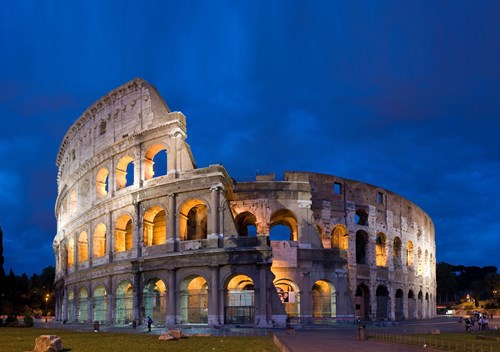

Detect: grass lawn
0,328,279,352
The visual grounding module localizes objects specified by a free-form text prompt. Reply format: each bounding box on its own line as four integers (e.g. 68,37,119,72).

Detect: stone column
107,212,113,263
208,266,220,326
133,269,142,326
166,269,176,325
134,201,142,257
167,193,178,252
106,276,113,323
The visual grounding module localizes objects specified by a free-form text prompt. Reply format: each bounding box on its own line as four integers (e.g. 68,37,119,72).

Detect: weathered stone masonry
53,78,436,327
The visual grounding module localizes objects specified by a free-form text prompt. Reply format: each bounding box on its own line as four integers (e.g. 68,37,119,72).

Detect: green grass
369,330,500,352
0,328,279,352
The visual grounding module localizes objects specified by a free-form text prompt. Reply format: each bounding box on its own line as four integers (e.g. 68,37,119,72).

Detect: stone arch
224,274,255,324
116,155,134,190
376,285,390,320
93,285,107,323
69,189,77,216
179,199,208,241
331,224,348,250
78,231,88,263
96,167,109,198
67,289,75,321
395,289,404,320
408,289,416,319
144,143,168,180
417,247,423,276
114,214,133,252
407,241,414,266
393,237,402,267
77,287,88,322
235,211,257,236
355,284,370,320
179,275,208,324
375,232,387,267
115,280,133,324
93,223,107,258
355,208,368,226
417,291,423,319
274,278,300,318
67,238,75,268
355,230,368,264
143,206,167,246
269,209,298,241
143,278,167,323
312,280,336,322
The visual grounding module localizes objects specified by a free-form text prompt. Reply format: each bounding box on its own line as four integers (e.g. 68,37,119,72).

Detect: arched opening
116,155,134,190
93,223,107,258
77,288,88,323
424,250,429,277
395,289,404,320
312,280,336,323
143,206,167,246
393,237,402,267
78,232,88,263
407,241,414,267
408,290,416,319
93,285,107,323
67,239,75,268
179,199,208,241
143,279,167,323
274,279,300,318
355,284,370,320
356,230,368,264
269,209,298,241
417,247,423,276
235,211,257,236
67,290,75,321
376,285,389,320
114,214,133,253
425,292,430,319
417,291,423,319
144,144,168,180
355,209,368,226
115,281,133,324
96,167,109,198
180,276,208,324
69,189,77,216
224,274,254,324
331,225,348,250
375,232,387,267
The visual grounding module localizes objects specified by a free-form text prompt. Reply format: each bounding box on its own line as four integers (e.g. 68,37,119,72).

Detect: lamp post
45,294,49,323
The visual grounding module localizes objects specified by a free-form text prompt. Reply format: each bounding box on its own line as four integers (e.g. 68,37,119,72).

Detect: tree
436,262,458,303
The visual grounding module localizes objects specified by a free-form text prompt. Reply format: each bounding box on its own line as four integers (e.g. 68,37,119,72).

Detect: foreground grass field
0,328,279,352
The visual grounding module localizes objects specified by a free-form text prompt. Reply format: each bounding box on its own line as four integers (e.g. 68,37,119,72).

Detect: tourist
147,316,153,332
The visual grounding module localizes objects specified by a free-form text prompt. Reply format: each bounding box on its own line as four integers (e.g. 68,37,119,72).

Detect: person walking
147,316,153,332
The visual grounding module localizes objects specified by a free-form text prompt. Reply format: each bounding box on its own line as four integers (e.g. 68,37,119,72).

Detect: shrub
23,315,34,327
5,315,18,327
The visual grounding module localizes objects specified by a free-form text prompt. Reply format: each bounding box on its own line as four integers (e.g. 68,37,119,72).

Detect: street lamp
45,294,49,323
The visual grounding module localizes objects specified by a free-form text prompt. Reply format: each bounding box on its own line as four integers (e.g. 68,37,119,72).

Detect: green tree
436,262,458,303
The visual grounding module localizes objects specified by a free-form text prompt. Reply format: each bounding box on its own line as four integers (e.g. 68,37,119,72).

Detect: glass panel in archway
67,290,75,321
312,280,336,324
180,276,208,324
115,282,133,324
77,288,88,322
93,286,107,322
274,279,300,318
143,279,167,324
224,274,254,324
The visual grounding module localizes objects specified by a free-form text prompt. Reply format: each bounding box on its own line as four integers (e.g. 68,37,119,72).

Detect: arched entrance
67,290,75,321
395,289,404,320
180,276,208,324
93,285,107,322
77,288,88,322
224,274,255,324
143,279,167,324
376,285,389,320
179,200,208,241
274,279,300,318
355,284,370,320
312,280,336,323
115,281,133,324
417,291,423,319
408,290,416,319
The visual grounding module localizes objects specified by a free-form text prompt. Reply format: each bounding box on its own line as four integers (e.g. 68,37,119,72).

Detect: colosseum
53,78,436,328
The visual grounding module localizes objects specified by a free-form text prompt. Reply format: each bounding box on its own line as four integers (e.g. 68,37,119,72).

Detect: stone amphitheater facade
53,78,436,327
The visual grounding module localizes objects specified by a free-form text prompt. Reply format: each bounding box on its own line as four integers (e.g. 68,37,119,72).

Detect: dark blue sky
0,1,499,275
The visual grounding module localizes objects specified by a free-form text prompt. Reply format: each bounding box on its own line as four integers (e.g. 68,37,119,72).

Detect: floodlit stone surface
53,79,436,328
33,335,63,352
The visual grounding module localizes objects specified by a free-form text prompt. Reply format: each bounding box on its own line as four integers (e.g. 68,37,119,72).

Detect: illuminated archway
67,290,75,321
77,288,88,323
93,223,106,257
179,199,208,241
144,144,167,180
115,281,133,324
235,211,257,236
407,241,414,266
67,239,75,268
78,231,88,263
96,167,109,198
269,209,298,241
180,276,208,324
312,280,336,322
375,232,387,267
116,155,134,189
275,279,300,318
143,279,167,323
143,206,167,246
114,214,133,252
224,274,254,324
331,225,348,250
93,285,107,323
417,247,423,276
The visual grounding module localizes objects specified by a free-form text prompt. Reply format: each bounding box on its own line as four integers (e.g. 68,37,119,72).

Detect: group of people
462,313,494,332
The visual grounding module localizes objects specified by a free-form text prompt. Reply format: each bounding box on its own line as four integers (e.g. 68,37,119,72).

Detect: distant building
53,78,436,327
